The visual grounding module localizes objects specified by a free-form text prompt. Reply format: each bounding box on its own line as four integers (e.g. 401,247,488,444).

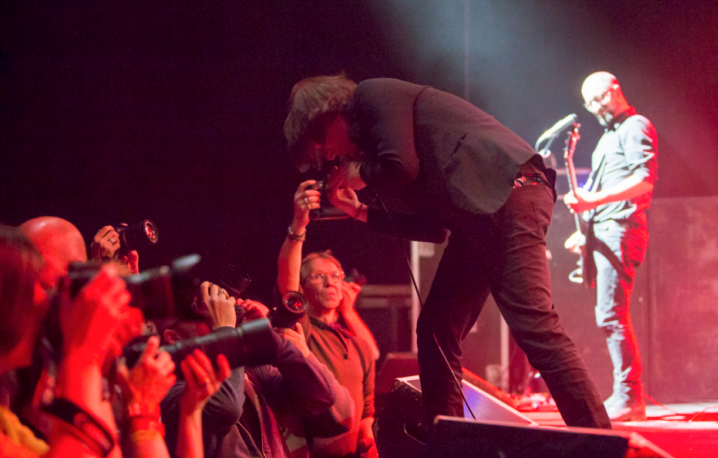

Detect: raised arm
278,180,320,294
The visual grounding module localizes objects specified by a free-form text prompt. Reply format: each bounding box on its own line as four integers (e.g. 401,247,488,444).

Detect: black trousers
416,181,611,429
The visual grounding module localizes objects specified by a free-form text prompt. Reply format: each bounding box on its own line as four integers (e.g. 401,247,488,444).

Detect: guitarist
564,72,658,422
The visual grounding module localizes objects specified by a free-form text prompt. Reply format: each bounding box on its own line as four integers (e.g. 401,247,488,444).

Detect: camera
115,220,159,255
123,318,277,372
68,254,202,320
268,291,308,329
40,254,203,363
308,180,350,221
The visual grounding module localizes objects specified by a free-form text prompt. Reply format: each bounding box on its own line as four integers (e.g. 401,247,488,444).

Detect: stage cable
369,188,477,421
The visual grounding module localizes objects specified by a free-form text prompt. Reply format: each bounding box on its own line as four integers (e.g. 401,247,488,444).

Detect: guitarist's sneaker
605,397,646,422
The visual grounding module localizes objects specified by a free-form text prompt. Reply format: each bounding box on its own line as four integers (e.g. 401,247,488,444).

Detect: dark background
2,1,717,400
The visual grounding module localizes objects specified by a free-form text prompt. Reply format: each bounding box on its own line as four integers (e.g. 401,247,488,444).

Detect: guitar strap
580,134,616,289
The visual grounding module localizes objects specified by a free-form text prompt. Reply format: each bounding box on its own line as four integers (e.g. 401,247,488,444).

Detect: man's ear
164,329,181,345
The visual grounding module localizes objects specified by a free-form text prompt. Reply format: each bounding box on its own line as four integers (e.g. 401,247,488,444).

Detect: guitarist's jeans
592,221,648,404
417,181,611,429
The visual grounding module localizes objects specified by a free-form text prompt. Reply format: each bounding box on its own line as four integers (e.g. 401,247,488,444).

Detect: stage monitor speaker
375,375,534,458
376,377,672,458
374,354,516,411
400,375,533,425
429,416,673,458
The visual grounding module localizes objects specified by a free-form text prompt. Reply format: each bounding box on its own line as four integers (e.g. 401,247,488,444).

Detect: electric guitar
564,123,595,288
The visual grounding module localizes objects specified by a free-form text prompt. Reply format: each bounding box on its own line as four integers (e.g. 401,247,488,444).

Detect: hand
564,188,601,214
118,250,140,275
564,231,586,255
357,417,378,458
236,298,269,322
102,306,145,374
60,265,137,366
276,323,310,357
116,336,176,413
179,350,231,416
325,171,366,220
339,281,361,314
199,281,237,329
292,180,322,231
91,225,121,260
327,161,366,191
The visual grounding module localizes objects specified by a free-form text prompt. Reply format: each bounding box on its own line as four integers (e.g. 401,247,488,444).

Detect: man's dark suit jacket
350,78,537,234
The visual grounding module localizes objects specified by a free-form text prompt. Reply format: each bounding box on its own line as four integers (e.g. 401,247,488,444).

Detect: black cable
369,189,477,421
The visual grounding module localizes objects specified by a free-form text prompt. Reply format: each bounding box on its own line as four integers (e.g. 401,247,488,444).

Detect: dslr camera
307,179,350,221
40,254,203,364
114,220,159,255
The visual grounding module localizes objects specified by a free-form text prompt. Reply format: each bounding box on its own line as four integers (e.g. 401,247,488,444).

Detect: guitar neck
563,123,583,232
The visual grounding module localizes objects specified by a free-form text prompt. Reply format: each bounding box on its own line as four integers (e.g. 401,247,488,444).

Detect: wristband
287,226,306,242
130,429,164,443
129,417,165,439
126,402,160,420
42,398,115,457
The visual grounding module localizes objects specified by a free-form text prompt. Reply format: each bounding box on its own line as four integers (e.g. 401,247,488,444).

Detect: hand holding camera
324,162,367,221
276,323,310,358
116,336,176,415
236,298,270,322
91,225,122,260
293,180,322,229
60,264,137,367
179,349,231,417
198,281,237,329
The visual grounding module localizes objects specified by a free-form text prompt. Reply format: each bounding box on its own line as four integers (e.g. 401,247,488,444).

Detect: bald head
581,72,629,127
581,72,618,100
18,217,87,291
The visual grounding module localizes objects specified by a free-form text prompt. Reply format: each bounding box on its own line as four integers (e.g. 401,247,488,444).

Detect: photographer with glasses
277,180,378,458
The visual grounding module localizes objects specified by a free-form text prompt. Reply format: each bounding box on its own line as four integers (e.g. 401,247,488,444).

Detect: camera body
308,180,350,221
115,220,159,255
40,255,203,364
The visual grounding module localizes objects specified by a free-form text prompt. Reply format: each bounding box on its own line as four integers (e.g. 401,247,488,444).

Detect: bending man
283,75,610,429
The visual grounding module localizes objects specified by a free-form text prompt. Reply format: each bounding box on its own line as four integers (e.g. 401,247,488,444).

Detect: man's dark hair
284,74,357,172
0,225,43,353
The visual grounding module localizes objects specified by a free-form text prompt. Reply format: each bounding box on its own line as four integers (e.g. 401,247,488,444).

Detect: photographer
0,224,142,457
19,217,88,293
277,181,377,458
10,219,220,458
91,225,140,275
159,281,353,458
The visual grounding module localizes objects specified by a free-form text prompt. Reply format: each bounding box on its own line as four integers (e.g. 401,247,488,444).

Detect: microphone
537,113,578,144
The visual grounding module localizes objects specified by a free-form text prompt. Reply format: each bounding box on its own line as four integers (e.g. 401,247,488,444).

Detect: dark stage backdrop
2,1,717,400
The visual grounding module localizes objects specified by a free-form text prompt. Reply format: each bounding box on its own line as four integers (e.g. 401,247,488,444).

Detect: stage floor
524,403,718,458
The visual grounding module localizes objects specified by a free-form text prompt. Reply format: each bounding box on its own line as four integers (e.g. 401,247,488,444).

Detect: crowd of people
1,70,654,457
0,192,381,458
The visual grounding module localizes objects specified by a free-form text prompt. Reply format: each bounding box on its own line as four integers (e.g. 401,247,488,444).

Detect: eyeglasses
583,88,613,111
307,271,345,283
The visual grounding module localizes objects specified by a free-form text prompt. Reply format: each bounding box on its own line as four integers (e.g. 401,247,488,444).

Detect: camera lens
284,295,305,312
118,220,159,253
143,221,158,244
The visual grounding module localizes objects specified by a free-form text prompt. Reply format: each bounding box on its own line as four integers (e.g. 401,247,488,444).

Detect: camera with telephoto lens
308,179,350,221
40,254,203,364
122,318,277,372
115,220,159,255
268,291,308,329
